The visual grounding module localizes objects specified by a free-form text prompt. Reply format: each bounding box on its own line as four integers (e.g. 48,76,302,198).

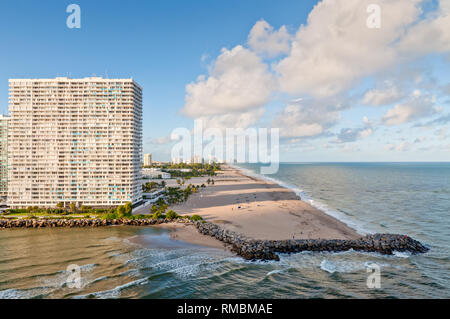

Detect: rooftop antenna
105,70,109,79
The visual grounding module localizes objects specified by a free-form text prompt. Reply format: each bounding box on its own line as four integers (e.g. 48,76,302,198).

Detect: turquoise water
0,163,448,298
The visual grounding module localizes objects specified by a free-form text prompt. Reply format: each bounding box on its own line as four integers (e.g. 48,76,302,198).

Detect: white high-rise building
143,153,152,166
7,77,143,208
0,115,10,201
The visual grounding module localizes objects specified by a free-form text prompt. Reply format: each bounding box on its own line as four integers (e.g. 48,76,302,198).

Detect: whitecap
393,251,411,258
72,277,148,299
266,269,285,276
0,287,50,299
320,260,337,273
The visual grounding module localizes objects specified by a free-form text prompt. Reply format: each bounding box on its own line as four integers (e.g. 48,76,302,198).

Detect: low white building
142,168,171,179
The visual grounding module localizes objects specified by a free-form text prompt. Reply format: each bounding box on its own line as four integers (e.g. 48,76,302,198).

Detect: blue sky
1,0,449,162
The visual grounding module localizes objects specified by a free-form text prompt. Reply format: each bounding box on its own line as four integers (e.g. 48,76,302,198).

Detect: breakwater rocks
193,222,429,261
0,218,429,261
0,218,178,228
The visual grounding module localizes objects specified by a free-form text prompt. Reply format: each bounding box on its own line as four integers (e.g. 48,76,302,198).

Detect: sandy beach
159,165,360,247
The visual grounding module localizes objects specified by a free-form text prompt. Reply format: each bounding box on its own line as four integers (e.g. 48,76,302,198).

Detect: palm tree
69,202,77,214
117,206,126,218
124,202,133,215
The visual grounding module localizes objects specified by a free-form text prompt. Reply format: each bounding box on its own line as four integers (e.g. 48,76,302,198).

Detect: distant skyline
1,0,449,162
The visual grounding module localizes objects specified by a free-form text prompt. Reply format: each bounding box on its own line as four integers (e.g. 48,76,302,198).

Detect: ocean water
0,163,449,299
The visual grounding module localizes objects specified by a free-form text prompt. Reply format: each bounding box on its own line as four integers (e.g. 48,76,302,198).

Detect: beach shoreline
152,222,228,250
165,165,361,248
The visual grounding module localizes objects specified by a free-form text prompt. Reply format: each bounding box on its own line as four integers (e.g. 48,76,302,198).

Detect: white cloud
196,108,265,130
183,45,275,119
248,20,292,58
359,128,373,139
329,115,374,144
181,0,450,144
398,2,450,55
272,100,340,138
274,0,450,99
341,144,361,152
363,116,370,124
333,123,373,143
414,113,450,127
395,141,411,152
385,141,411,152
362,86,404,106
275,0,425,98
413,136,425,143
382,91,436,125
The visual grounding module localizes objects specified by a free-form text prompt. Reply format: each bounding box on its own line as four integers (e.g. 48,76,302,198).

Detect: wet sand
151,223,227,249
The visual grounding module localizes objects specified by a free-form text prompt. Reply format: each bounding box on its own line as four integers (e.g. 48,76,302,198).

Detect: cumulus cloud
362,86,404,106
182,45,275,120
414,113,450,127
398,2,450,55
382,91,437,125
385,141,411,152
273,0,450,99
334,127,373,143
274,0,426,98
181,0,450,144
272,99,340,138
332,117,374,143
196,108,265,129
248,19,292,58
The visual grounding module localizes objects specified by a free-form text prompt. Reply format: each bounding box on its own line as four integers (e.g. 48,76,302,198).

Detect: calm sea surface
0,163,449,298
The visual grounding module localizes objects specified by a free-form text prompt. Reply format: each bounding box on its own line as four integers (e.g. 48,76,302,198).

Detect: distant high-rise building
192,155,203,164
0,115,10,201
7,77,143,208
144,153,152,166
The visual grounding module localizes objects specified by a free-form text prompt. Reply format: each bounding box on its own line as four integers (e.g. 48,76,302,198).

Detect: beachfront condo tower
143,153,152,167
7,77,143,208
0,115,10,201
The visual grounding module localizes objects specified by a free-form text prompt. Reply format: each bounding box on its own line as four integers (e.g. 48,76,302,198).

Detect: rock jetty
0,218,176,228
0,218,429,261
193,222,429,261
